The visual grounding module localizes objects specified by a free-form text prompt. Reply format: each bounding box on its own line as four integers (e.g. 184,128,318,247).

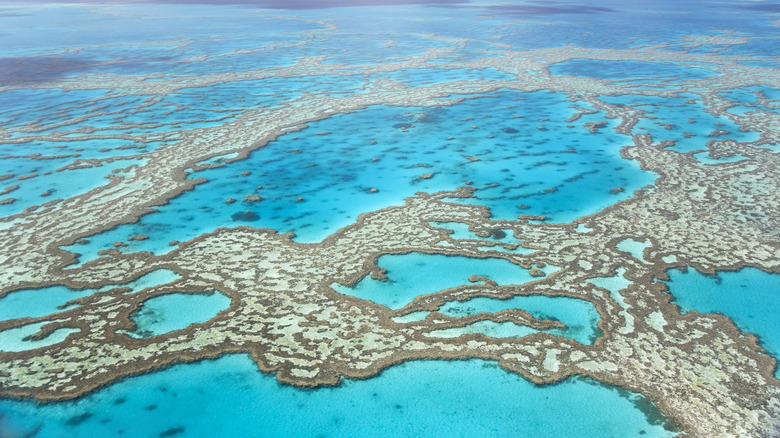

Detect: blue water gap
428,221,535,254
125,291,231,338
0,322,80,352
437,294,601,344
0,269,181,322
63,89,656,264
0,354,678,438
331,252,557,309
662,267,780,377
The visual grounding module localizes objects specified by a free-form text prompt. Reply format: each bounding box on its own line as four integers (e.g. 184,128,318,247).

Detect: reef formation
0,15,779,438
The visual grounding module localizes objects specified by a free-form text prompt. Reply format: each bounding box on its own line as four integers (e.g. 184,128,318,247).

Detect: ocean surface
0,0,778,436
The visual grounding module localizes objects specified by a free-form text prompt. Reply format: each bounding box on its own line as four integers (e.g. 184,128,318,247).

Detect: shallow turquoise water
427,320,540,339
0,322,80,352
616,238,651,263
0,355,677,438
0,269,181,322
0,285,94,321
719,86,780,115
332,252,556,309
126,291,231,338
662,267,780,377
429,221,521,244
63,90,656,263
692,151,749,165
0,158,145,216
437,295,601,344
0,73,379,219
588,267,632,293
599,94,761,153
428,221,535,254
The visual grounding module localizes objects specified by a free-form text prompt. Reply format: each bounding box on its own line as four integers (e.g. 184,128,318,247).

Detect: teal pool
662,267,780,376
332,252,557,309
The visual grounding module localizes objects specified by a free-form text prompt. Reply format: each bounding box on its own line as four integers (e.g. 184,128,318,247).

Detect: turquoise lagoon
719,86,780,115
0,355,677,438
64,90,656,263
0,156,146,217
662,267,780,377
332,252,557,309
0,269,181,321
0,322,80,353
435,294,600,344
428,221,535,254
331,252,599,343
125,291,231,338
599,94,762,154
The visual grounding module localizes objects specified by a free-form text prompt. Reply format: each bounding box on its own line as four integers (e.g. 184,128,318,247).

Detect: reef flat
0,2,778,437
